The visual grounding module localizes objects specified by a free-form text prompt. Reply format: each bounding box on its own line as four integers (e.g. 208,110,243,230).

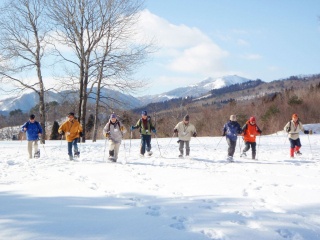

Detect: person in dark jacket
222,115,242,162
130,111,156,157
21,114,43,159
241,116,262,159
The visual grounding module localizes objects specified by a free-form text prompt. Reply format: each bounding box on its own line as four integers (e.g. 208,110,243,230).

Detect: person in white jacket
283,113,310,158
103,113,127,162
173,115,197,158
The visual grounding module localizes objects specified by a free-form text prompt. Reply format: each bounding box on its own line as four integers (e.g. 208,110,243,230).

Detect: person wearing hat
102,113,127,162
222,115,242,162
130,110,156,157
58,112,83,160
173,114,197,158
240,116,262,159
283,113,310,158
21,114,43,159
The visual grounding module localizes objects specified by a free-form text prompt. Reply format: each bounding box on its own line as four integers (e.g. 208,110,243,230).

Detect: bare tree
45,0,150,142
0,0,49,142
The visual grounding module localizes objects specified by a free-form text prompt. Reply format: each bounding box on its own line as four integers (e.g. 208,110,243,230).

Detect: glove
152,129,156,133
173,129,178,133
120,126,124,131
193,132,197,137
258,129,262,134
79,132,83,137
286,127,290,133
304,130,309,134
59,131,64,135
105,132,110,138
130,126,135,131
222,133,226,136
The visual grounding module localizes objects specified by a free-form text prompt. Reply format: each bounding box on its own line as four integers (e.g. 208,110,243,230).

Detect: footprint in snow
200,229,225,240
170,216,191,230
145,205,161,217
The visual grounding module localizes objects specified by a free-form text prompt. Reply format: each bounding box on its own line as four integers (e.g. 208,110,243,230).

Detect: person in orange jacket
240,116,262,159
58,112,83,160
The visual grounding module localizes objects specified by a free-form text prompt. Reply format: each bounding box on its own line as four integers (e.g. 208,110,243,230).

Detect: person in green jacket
131,111,156,157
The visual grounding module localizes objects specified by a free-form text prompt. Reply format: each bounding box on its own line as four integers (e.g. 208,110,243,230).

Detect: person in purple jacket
21,114,43,159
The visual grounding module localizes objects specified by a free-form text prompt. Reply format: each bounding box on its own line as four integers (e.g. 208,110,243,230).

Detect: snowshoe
178,154,183,158
240,152,246,157
296,151,302,156
74,151,80,158
34,150,40,159
140,154,145,158
147,151,153,156
227,156,234,162
108,156,116,162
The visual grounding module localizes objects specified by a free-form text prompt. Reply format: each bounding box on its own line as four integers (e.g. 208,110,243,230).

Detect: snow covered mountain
0,75,252,114
0,88,141,115
138,75,253,105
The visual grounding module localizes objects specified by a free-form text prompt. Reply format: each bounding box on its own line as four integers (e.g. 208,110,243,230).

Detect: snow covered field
1,124,320,240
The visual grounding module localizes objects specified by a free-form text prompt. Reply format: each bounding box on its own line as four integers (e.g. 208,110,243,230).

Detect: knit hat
292,113,298,118
230,115,237,121
141,110,147,116
249,116,256,122
183,114,190,121
68,112,75,117
110,113,117,119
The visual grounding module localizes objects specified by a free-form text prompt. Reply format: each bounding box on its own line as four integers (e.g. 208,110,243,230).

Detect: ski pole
40,138,48,157
214,136,224,150
195,136,209,151
129,130,132,155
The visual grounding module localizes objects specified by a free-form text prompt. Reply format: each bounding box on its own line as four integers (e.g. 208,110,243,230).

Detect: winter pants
289,138,301,157
109,140,121,160
27,140,38,158
179,140,190,156
243,141,256,159
140,134,151,155
67,138,79,157
226,138,237,157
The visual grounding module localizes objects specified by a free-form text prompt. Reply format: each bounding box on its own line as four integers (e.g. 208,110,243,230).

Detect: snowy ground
1,124,320,240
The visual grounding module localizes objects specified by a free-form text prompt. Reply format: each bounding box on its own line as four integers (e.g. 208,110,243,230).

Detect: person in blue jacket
222,115,242,162
21,114,43,159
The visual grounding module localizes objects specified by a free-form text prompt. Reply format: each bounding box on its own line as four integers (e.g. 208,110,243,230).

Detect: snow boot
147,151,153,156
69,155,73,160
178,154,183,158
290,148,295,158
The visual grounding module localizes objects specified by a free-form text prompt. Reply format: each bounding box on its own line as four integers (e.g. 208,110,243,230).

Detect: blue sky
135,0,320,95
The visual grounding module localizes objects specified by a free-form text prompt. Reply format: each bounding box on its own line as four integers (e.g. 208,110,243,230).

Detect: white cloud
241,54,262,60
138,10,229,76
237,39,250,46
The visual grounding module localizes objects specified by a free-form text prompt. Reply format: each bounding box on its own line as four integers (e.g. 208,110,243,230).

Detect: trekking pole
163,132,175,155
307,134,313,158
256,134,261,160
154,133,163,157
40,138,48,157
238,137,242,154
195,136,209,151
103,138,107,161
214,136,224,150
129,130,132,155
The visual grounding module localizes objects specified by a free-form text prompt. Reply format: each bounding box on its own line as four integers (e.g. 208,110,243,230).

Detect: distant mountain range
0,75,252,115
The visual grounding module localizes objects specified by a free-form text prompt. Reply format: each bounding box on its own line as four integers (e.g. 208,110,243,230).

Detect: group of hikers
21,111,311,162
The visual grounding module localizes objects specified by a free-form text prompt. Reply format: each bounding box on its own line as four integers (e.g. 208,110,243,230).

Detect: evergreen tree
50,121,60,140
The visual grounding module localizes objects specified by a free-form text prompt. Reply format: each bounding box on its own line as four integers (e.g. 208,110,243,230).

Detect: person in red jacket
240,116,262,159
